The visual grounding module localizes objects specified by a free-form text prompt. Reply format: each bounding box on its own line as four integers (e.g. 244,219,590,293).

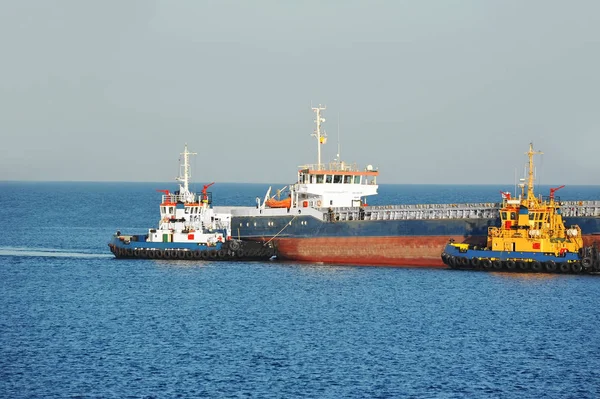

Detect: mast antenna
311,104,327,170
336,111,341,163
514,167,517,198
176,143,197,194
525,142,543,205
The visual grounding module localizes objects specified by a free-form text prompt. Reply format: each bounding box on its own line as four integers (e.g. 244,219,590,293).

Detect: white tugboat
108,144,276,260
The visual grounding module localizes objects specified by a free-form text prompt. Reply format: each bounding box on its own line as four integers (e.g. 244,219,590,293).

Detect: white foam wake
0,247,112,258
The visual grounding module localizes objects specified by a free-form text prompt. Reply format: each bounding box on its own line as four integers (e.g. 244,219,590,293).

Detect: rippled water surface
1,182,600,398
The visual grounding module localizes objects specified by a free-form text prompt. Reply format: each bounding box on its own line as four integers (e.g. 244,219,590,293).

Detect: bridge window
501,212,507,220
333,175,342,183
344,175,352,184
325,175,332,183
316,174,324,183
354,176,361,184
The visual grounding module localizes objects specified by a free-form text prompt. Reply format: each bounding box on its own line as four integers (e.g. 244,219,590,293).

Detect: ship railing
324,200,600,222
161,194,191,204
367,202,502,210
559,200,600,217
327,202,502,222
301,162,361,172
161,192,213,205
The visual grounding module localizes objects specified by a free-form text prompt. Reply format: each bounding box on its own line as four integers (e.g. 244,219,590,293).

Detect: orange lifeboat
265,196,292,208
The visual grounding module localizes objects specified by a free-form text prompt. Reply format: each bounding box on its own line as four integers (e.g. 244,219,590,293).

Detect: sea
1,182,600,398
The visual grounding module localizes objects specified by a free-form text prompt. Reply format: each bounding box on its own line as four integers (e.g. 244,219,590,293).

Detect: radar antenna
311,104,327,170
525,142,543,206
176,143,197,195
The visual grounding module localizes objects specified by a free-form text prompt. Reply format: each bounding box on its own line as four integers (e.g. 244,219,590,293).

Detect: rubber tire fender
559,262,571,273
545,260,557,272
582,257,592,268
518,261,529,270
447,256,456,268
531,261,542,272
571,262,583,273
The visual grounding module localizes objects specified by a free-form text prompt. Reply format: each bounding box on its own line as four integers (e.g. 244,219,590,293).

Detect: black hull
108,240,276,262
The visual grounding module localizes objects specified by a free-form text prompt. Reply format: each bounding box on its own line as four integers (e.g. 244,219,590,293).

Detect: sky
0,0,599,185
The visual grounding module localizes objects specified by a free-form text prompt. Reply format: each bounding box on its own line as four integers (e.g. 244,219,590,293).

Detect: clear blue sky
1,1,598,185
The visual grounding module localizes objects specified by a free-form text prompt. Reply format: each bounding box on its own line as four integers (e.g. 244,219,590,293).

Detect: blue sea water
1,182,600,398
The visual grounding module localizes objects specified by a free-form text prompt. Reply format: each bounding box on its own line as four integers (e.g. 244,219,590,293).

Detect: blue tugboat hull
441,243,599,274
108,235,275,261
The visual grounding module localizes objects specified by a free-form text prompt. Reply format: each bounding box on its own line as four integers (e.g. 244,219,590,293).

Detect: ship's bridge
294,162,379,208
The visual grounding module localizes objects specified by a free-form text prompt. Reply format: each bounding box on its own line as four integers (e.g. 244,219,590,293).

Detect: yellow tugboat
442,143,599,274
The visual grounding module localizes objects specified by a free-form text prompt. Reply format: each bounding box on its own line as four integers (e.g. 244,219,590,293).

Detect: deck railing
161,192,213,205
559,200,600,217
323,200,600,222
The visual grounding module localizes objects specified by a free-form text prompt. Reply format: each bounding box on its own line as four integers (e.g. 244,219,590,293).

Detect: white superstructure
260,105,379,210
146,144,232,245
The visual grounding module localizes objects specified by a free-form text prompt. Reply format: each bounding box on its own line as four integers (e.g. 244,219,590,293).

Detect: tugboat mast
311,105,327,170
525,142,543,206
176,143,197,194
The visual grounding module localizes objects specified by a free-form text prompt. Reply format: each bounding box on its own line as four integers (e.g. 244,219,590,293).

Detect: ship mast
311,105,327,170
525,142,543,206
176,143,197,195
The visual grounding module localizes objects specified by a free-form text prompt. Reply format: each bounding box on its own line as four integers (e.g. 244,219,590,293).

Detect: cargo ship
441,144,599,274
108,145,275,261
216,106,600,267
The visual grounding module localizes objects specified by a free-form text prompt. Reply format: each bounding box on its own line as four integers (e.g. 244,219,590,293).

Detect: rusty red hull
254,234,600,268
267,235,475,267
